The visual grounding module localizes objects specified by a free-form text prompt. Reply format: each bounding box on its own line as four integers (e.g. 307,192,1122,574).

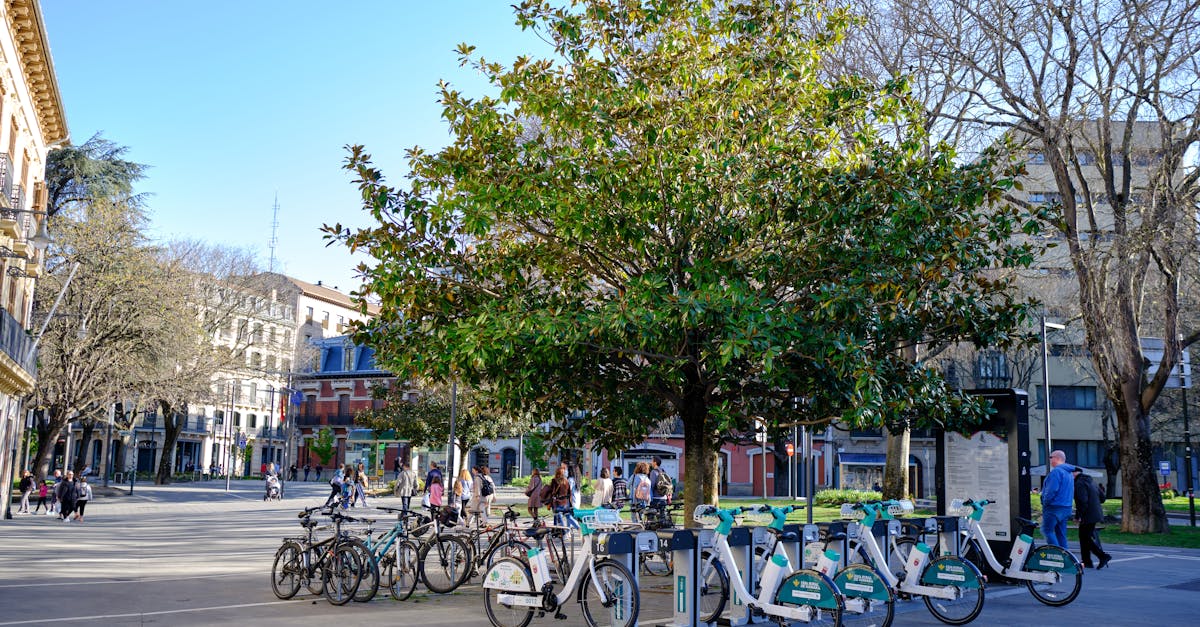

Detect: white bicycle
481,508,639,627
695,505,843,625
841,500,986,625
949,498,1082,606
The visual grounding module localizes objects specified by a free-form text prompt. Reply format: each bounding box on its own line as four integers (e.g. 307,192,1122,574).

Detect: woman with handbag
525,468,543,519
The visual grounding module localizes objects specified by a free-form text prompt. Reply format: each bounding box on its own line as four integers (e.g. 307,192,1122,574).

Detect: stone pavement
0,479,1197,626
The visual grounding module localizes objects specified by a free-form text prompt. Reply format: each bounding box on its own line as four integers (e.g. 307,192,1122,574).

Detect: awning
839,453,919,466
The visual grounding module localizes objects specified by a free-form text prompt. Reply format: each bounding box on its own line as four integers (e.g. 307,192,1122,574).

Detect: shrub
814,488,883,507
510,475,531,488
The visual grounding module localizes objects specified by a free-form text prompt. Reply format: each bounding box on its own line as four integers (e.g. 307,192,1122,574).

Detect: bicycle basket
947,499,972,517
692,505,722,528
738,505,774,525
839,503,865,520
436,506,460,527
581,508,624,530
886,500,914,517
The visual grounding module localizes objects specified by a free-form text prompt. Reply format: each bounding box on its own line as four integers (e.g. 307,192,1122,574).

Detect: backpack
480,476,495,497
654,470,673,498
634,478,650,501
1097,482,1107,503
539,483,554,503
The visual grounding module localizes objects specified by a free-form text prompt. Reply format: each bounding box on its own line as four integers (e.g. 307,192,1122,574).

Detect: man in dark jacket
57,470,78,522
1072,467,1112,569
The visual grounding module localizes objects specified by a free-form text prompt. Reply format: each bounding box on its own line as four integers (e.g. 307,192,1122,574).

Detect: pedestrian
549,465,572,527
57,470,78,522
303,463,311,482
49,469,62,514
394,462,418,512
525,467,544,519
261,461,268,477
1040,450,1075,549
592,467,614,507
289,464,298,481
33,480,49,513
17,470,33,514
649,456,672,506
428,474,444,509
315,464,323,481
456,468,473,524
324,467,345,508
1073,467,1112,569
467,467,482,527
393,457,402,483
342,464,357,508
74,476,93,522
630,462,651,521
425,461,443,494
610,466,628,510
478,466,496,524
355,462,369,507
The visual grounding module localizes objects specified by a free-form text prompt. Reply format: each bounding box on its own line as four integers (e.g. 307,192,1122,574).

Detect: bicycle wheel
697,551,728,624
382,538,420,601
345,538,380,602
302,546,324,595
323,544,362,606
485,540,532,570
920,556,985,625
1023,544,1082,606
835,563,894,627
482,557,536,627
419,535,472,593
579,559,640,627
270,541,303,599
775,569,842,627
640,546,673,577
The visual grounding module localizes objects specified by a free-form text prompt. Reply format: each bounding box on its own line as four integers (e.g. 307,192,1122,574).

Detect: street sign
1160,461,1171,476
785,442,795,457
238,435,248,449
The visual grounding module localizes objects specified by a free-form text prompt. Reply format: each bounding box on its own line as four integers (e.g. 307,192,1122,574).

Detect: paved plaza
1,480,1198,626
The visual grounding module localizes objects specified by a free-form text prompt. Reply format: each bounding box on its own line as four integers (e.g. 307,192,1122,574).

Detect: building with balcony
0,0,67,515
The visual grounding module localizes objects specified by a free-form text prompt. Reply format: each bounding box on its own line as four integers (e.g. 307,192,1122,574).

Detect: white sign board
1142,338,1192,389
943,431,1013,541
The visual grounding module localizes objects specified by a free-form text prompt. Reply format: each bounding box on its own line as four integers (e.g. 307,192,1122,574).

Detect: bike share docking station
935,388,1033,582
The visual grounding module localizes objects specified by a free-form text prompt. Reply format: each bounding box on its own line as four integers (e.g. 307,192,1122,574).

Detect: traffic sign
1160,461,1171,476
785,442,795,457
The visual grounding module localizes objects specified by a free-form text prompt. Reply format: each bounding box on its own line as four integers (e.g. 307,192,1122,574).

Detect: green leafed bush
814,489,883,506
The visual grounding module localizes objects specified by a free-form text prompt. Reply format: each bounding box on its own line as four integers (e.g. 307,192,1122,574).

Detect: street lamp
1041,315,1066,461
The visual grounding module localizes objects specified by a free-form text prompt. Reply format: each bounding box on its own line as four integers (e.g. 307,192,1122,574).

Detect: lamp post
1040,315,1066,462
225,380,237,492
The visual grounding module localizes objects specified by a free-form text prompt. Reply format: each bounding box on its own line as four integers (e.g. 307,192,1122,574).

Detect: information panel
944,431,1012,540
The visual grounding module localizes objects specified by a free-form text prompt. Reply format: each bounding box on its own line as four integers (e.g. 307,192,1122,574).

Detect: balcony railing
0,305,36,378
293,414,357,427
0,153,12,206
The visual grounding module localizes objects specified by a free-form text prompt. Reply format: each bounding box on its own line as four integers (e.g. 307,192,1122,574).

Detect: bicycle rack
930,515,963,557
663,529,716,627
781,523,805,572
592,531,640,624
725,526,754,626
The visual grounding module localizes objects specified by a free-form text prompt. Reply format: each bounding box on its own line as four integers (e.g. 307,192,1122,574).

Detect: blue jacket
1041,464,1075,508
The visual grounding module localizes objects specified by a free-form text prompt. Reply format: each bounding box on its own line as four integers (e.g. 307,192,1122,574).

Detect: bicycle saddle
524,526,566,540
1015,516,1038,528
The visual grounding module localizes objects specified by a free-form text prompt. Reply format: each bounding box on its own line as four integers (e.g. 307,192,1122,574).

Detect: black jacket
1073,473,1104,524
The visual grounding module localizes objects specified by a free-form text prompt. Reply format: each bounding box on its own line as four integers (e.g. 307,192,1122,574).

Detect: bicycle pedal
554,611,569,620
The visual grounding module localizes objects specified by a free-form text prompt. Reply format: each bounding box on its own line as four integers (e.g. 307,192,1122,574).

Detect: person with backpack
74,476,93,522
478,466,497,524
650,456,673,506
1073,467,1112,569
630,462,651,521
549,465,572,527
525,468,544,519
610,466,628,510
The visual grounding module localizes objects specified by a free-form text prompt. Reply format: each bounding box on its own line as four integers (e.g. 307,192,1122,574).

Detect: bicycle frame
847,504,962,601
955,500,1058,584
487,514,614,611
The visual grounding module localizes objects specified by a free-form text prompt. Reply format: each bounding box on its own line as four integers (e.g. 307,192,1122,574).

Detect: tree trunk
155,401,182,485
73,422,96,476
883,425,910,499
681,386,713,528
703,447,720,507
33,411,65,482
1115,399,1169,533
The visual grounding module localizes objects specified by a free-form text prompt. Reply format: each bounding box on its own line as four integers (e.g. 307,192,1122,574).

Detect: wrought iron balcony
0,304,36,378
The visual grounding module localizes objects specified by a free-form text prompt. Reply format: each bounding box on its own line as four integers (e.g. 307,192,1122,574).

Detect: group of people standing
523,457,674,526
390,460,498,527
15,468,93,522
324,462,371,509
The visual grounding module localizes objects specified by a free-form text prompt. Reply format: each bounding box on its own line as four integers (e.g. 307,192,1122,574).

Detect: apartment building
0,0,66,514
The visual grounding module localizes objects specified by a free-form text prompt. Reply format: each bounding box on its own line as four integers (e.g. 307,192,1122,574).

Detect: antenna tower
268,193,280,273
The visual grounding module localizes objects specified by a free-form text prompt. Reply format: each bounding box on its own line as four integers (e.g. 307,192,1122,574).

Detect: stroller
264,474,281,501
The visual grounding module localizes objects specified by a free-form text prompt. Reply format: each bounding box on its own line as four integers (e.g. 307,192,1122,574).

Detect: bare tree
843,0,1200,532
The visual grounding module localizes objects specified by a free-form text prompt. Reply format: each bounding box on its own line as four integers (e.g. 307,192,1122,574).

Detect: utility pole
447,380,457,486
225,381,236,492
101,402,114,488
1184,387,1195,527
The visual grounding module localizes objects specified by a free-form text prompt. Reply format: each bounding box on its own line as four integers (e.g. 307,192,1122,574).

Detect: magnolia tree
329,0,1039,523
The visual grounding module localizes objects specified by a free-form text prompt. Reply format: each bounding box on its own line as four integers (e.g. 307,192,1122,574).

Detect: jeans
19,489,31,512
401,496,411,512
1042,505,1072,548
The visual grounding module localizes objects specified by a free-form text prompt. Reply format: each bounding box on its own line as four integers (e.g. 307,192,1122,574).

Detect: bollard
781,523,805,570
592,531,638,625
725,526,754,626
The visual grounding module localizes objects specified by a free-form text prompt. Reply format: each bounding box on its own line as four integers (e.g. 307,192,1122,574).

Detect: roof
252,272,381,316
8,0,68,145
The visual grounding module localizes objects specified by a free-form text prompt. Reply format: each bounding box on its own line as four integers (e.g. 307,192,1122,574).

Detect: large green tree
330,0,1038,522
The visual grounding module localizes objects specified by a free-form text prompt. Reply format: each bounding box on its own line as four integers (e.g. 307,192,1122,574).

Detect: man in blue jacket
1041,450,1075,548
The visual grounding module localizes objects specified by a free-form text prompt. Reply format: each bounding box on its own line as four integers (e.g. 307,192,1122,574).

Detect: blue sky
41,1,550,294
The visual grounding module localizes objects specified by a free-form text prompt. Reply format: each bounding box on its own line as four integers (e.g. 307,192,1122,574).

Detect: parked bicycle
481,508,640,627
270,506,364,605
457,504,533,579
356,506,423,601
416,505,474,593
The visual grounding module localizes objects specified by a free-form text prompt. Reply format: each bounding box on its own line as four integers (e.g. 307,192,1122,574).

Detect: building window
234,412,241,428
322,311,330,329
306,306,314,323
1037,439,1104,467
1036,385,1098,410
249,414,258,429
249,382,258,404
338,394,350,417
343,345,355,371
250,352,262,368
283,330,292,346
282,358,291,373
267,355,277,371
305,395,316,416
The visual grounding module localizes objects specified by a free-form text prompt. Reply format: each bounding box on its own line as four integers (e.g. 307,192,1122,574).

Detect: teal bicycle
356,506,423,601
